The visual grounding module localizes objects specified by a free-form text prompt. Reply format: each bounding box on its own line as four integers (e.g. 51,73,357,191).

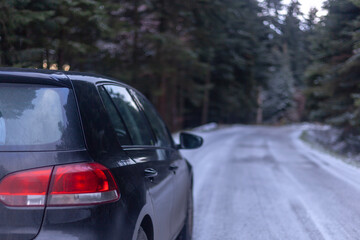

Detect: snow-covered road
180,125,360,240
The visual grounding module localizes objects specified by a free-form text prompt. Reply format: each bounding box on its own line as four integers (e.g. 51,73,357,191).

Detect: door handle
144,168,158,178
169,164,179,171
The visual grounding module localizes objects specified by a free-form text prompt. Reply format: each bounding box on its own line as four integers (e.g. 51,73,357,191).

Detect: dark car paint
0,150,91,240
0,69,194,240
125,88,189,239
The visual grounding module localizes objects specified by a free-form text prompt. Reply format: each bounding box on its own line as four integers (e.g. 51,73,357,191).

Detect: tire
137,227,148,240
177,189,194,240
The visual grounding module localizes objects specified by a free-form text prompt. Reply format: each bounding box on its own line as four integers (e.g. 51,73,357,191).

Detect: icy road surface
181,125,360,240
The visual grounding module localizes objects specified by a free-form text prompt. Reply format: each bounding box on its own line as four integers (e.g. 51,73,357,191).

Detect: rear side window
103,85,154,146
0,84,84,151
131,91,173,148
98,87,132,145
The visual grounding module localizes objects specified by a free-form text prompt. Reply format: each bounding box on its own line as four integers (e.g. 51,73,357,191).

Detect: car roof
0,68,131,89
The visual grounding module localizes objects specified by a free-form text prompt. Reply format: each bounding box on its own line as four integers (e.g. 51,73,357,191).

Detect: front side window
103,85,154,146
0,84,84,151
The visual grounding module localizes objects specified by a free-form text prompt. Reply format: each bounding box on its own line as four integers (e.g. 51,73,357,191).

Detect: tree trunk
158,74,168,124
0,31,12,66
45,47,50,69
256,86,263,124
170,75,178,131
156,0,169,126
132,0,140,85
158,0,167,32
57,27,65,69
179,80,185,129
201,69,210,125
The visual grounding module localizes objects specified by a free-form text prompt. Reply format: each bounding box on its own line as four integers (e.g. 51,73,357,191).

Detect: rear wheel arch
140,215,154,240
184,158,194,188
132,196,155,240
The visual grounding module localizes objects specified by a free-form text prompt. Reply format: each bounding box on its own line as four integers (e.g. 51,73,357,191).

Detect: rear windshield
0,84,84,151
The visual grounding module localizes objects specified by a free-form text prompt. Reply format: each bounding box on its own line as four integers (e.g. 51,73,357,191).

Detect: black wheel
177,189,194,240
137,226,148,240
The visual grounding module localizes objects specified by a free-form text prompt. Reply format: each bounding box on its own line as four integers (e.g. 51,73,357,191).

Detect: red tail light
48,163,119,206
0,163,119,207
0,167,52,207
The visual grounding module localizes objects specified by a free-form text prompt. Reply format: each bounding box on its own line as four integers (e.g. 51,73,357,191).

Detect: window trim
121,145,176,151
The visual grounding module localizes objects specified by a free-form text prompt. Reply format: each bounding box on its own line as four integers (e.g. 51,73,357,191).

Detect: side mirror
177,132,203,150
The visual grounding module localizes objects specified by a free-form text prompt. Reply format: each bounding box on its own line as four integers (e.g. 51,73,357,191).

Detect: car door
130,90,190,238
100,84,175,240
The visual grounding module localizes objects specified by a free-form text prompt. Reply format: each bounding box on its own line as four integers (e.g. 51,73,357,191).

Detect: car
0,68,203,240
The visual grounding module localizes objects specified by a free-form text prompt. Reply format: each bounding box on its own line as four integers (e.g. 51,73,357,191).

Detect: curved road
181,125,360,240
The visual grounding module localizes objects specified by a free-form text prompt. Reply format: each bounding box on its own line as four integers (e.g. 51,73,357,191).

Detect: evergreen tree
262,0,305,122
263,46,295,121
282,0,306,86
2,0,344,130
305,0,360,131
0,0,54,67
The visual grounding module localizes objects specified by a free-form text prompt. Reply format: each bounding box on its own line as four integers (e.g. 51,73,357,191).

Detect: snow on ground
192,122,218,132
180,124,360,240
301,124,360,161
